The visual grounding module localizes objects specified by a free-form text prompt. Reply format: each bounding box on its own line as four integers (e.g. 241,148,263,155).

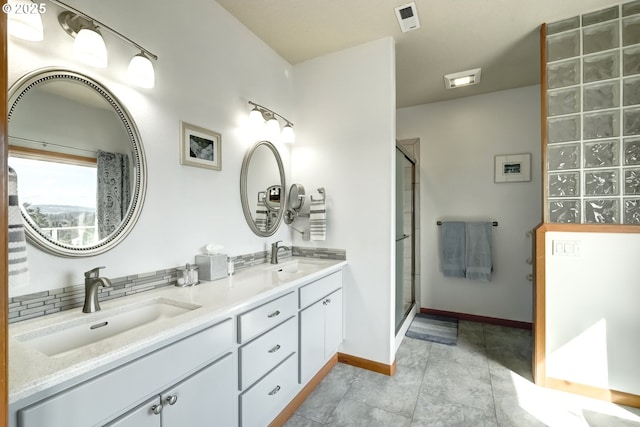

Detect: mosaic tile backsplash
546,1,640,223
9,246,346,324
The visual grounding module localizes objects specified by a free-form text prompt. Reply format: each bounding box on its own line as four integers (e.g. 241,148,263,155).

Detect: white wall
292,38,397,365
8,0,295,296
397,85,542,323
545,231,640,395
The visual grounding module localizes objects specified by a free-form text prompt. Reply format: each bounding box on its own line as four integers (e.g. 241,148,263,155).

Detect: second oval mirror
240,141,286,237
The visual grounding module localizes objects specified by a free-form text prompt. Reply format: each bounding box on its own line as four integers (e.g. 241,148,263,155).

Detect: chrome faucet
83,266,113,313
270,241,290,264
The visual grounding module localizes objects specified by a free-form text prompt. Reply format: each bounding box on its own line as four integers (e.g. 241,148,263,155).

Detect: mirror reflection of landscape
8,70,146,257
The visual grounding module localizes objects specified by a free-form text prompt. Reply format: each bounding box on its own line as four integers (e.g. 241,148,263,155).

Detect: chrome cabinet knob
166,394,178,405
151,404,163,415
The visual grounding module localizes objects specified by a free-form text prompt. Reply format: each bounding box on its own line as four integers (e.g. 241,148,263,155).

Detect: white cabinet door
324,289,343,356
162,353,236,427
299,298,325,383
104,397,160,427
106,354,235,427
300,288,344,384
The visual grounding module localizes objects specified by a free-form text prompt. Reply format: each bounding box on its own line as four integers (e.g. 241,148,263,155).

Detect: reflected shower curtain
8,167,29,290
97,150,131,240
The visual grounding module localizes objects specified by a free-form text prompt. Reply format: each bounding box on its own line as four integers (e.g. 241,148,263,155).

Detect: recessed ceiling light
444,68,482,89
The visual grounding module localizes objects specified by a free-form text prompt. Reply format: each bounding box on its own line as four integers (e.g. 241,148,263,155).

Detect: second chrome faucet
270,241,290,264
83,266,112,313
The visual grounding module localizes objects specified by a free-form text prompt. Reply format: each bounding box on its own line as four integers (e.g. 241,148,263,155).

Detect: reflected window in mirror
9,151,98,246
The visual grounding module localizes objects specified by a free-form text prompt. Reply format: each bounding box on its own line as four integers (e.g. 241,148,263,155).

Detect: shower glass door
395,147,415,333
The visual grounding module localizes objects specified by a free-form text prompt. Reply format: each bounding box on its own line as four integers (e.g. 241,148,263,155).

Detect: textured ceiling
216,0,621,108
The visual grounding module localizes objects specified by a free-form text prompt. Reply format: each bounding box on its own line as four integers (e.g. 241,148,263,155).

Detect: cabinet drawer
239,354,298,427
299,271,342,309
18,319,233,427
238,291,296,344
239,316,297,390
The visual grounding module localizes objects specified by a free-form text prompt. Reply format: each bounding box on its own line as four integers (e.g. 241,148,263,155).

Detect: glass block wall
545,1,640,224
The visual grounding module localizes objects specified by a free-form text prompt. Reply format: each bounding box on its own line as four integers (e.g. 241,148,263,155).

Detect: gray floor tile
429,338,488,370
284,414,325,427
421,355,495,414
412,392,498,427
289,321,640,427
484,325,533,381
395,337,432,371
344,365,424,418
295,363,360,423
326,398,411,427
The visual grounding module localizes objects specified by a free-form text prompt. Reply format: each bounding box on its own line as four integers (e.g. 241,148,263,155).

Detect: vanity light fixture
281,123,295,144
127,52,156,89
444,67,482,89
72,23,108,68
7,0,44,41
51,0,158,88
248,101,296,143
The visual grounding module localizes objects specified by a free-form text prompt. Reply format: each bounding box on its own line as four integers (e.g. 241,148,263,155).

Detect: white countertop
8,257,347,405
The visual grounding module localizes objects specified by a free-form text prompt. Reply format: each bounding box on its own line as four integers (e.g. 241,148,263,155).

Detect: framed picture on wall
494,153,531,183
180,121,222,170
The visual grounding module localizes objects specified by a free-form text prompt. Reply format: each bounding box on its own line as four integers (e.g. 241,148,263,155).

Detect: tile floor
284,321,640,426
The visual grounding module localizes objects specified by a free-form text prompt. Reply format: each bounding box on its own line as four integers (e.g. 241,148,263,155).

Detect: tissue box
196,254,227,281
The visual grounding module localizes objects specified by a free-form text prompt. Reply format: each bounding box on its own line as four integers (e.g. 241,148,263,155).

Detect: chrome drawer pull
166,395,178,405
268,385,281,396
267,310,281,318
151,404,163,415
268,344,281,353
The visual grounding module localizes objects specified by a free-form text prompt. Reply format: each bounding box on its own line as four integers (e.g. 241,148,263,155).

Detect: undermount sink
15,298,201,357
264,259,325,279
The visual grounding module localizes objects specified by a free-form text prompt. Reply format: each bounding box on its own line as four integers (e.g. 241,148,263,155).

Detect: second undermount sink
264,259,326,280
15,298,201,358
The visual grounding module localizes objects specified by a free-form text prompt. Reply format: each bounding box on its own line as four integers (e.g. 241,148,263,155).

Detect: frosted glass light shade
281,124,295,143
266,117,281,140
128,54,155,88
8,3,44,41
249,107,265,128
74,28,107,68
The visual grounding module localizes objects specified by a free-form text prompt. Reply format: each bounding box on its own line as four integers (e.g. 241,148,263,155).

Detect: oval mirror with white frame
8,69,147,257
240,140,286,237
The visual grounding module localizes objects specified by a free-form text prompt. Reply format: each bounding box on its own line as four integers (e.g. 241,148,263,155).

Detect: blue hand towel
440,222,466,278
465,222,492,282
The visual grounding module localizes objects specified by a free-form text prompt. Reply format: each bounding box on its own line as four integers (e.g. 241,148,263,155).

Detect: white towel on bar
309,197,326,241
465,222,492,282
439,222,466,278
8,167,29,290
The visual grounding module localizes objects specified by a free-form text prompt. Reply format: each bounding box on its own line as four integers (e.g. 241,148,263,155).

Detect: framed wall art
180,121,221,170
494,153,531,183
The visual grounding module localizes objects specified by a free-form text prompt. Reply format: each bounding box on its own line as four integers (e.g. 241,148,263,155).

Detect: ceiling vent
394,2,420,33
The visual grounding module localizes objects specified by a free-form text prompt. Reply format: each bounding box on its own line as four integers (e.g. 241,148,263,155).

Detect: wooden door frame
1,10,9,425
